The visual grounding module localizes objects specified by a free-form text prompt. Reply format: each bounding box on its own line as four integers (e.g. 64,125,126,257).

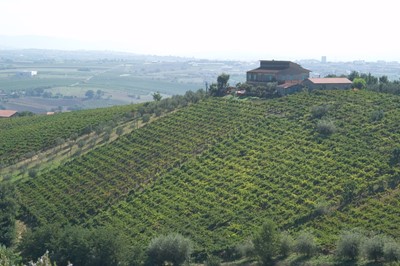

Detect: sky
0,0,398,61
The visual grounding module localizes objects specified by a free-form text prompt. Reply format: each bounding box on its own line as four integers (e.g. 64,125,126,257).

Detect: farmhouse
247,60,310,84
302,78,353,90
0,110,18,118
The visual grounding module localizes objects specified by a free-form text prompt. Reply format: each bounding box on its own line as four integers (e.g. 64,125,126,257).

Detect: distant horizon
1,34,399,64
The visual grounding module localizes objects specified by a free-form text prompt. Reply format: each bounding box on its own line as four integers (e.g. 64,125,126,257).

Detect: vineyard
0,105,137,167
15,90,400,256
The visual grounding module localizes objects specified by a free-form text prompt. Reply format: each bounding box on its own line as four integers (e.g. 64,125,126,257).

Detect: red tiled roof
307,78,352,84
0,110,17,118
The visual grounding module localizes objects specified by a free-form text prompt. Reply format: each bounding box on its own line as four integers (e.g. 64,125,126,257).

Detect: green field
0,60,244,113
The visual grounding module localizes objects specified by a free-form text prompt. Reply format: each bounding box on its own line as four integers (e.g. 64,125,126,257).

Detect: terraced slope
16,90,400,255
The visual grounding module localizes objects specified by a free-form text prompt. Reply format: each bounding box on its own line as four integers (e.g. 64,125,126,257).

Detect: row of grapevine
88,90,400,254
0,105,136,166
17,90,400,255
17,98,265,225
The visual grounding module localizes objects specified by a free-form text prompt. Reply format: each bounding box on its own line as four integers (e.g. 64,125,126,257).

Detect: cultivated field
0,57,248,113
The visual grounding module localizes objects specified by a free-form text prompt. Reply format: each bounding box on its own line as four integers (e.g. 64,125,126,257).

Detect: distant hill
15,90,400,256
0,35,113,51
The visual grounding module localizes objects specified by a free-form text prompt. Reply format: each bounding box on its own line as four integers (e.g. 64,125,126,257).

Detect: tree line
208,71,400,99
0,217,399,265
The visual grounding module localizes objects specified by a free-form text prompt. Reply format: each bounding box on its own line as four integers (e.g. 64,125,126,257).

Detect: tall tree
217,73,230,96
253,219,280,265
152,92,162,102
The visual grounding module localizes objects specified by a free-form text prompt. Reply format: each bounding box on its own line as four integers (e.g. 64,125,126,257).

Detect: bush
294,231,317,257
146,233,192,266
336,231,363,260
0,245,21,265
18,225,132,266
142,114,151,123
279,232,293,258
205,255,221,266
383,239,400,262
236,239,255,259
316,120,336,135
311,105,329,119
362,235,385,261
370,110,384,122
253,220,280,265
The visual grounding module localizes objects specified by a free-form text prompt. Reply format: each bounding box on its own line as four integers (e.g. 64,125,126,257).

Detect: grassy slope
16,90,400,255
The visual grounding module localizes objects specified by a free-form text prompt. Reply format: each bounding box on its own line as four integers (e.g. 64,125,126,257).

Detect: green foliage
19,224,133,266
209,73,230,96
0,104,137,166
315,120,336,135
353,78,367,89
146,233,192,266
32,251,56,266
204,255,221,266
141,114,151,122
152,91,162,102
236,240,255,259
0,245,21,265
370,109,384,122
311,105,329,119
239,82,278,98
294,231,317,257
362,234,385,261
335,231,363,260
0,183,18,247
253,220,280,265
348,71,360,81
278,232,294,258
389,147,400,166
383,239,400,262
14,90,400,257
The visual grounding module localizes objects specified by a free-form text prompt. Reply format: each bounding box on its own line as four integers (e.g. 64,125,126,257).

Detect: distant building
15,71,38,77
246,60,310,85
0,110,18,118
302,78,353,90
321,56,327,63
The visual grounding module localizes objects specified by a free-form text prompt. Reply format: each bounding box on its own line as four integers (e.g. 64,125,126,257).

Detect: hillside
0,105,137,168
15,90,400,257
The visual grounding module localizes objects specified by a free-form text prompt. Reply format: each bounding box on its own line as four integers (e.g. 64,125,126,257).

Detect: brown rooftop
307,78,352,84
0,110,17,118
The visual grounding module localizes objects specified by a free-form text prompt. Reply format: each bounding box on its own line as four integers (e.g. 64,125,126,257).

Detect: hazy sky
0,0,398,61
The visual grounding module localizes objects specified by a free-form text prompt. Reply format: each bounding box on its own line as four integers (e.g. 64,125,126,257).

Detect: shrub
205,255,221,266
236,239,255,259
383,239,400,262
316,120,336,135
146,233,192,266
336,231,363,260
279,232,293,258
0,245,21,265
370,110,384,122
253,220,280,265
142,114,151,123
294,231,317,257
389,147,400,166
362,235,385,261
313,201,331,217
311,105,329,119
